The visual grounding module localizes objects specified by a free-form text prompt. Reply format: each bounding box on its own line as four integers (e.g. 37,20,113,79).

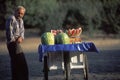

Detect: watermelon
41,32,54,45
66,27,82,37
55,33,70,44
65,29,72,37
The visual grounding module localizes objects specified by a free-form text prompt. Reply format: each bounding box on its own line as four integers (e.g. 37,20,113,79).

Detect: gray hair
15,6,26,12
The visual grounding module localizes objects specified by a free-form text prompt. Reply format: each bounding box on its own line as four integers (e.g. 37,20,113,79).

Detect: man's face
16,9,25,19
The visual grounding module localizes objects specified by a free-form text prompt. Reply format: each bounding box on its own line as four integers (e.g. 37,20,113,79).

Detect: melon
55,33,70,44
66,27,82,37
41,32,54,45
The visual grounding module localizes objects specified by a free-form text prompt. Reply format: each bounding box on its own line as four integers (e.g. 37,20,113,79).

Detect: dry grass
0,29,120,52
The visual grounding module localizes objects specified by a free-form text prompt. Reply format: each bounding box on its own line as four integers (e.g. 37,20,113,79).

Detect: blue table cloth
38,42,99,62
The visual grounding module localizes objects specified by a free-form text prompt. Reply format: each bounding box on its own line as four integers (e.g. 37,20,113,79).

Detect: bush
3,0,120,35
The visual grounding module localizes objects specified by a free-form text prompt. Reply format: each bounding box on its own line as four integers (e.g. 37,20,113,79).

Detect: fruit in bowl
66,27,82,37
51,29,63,36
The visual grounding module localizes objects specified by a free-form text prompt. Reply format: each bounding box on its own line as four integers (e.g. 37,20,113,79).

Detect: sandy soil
0,36,120,80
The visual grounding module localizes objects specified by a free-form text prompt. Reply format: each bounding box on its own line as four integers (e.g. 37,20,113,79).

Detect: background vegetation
0,0,120,35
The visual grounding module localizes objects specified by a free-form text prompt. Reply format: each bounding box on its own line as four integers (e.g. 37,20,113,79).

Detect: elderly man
6,6,29,80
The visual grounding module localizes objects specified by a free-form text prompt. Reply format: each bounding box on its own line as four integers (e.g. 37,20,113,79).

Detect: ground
0,30,120,80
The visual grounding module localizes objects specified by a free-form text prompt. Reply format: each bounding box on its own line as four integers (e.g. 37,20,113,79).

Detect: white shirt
6,15,25,43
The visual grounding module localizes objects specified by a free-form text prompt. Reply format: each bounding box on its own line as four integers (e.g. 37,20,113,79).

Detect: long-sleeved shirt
6,15,25,43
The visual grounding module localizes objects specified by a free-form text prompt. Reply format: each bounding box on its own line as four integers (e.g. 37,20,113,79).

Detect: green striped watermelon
41,32,54,45
55,33,70,44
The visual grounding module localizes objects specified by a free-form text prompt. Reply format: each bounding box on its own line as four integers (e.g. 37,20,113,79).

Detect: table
38,42,99,80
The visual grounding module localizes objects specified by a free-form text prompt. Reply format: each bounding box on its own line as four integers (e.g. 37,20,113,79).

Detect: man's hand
16,37,23,43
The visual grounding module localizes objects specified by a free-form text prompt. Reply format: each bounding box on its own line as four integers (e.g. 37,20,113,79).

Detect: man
6,6,29,80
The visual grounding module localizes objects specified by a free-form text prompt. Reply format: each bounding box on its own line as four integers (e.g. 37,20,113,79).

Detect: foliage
100,0,120,34
1,0,120,35
5,0,58,34
0,0,6,30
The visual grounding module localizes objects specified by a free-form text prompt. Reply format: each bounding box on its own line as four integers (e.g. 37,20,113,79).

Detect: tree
0,0,6,30
100,0,120,34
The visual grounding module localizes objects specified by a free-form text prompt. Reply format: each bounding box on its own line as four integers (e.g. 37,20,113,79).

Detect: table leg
63,51,71,80
83,53,89,80
44,55,48,80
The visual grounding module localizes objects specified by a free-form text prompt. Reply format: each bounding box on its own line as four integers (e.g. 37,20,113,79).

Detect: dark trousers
7,42,29,80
